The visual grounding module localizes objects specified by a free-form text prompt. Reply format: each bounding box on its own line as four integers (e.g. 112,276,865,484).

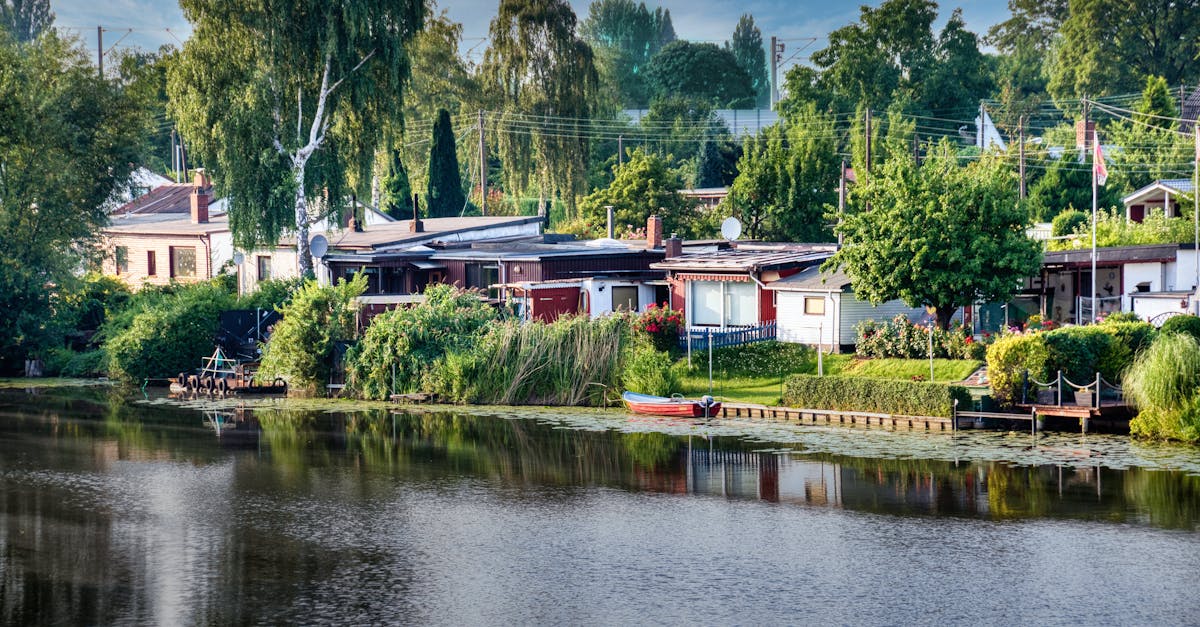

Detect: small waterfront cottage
767,266,954,353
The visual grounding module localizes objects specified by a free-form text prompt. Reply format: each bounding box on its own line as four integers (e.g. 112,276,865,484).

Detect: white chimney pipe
606,205,614,239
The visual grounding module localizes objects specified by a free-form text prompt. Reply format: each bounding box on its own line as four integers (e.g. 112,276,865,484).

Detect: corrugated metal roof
1042,244,1179,266
103,212,231,235
766,265,852,292
651,247,833,272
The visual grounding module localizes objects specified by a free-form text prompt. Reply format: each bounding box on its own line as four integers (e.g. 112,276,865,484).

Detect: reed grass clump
450,315,632,406
1123,333,1200,442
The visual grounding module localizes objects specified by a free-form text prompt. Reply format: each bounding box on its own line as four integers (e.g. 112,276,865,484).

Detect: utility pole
769,37,784,109
838,159,846,247
97,26,103,78
1018,115,1027,199
618,135,624,168
864,108,872,212
478,110,487,216
1080,97,1090,163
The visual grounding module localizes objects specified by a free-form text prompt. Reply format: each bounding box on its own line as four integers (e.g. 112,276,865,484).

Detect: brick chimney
647,214,663,249
664,234,682,259
190,169,210,224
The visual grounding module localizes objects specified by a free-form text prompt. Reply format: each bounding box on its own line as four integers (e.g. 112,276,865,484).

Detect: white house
1123,179,1195,222
767,266,960,353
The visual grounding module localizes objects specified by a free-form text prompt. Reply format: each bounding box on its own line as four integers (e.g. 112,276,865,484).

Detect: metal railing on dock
1021,370,1124,410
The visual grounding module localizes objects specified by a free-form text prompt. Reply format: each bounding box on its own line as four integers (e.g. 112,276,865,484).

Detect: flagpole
1194,125,1199,315
1092,130,1098,324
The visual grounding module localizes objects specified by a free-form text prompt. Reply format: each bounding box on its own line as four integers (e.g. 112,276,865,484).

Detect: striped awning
676,273,750,282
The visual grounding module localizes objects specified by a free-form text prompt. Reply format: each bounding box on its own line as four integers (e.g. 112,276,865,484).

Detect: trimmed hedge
783,374,971,418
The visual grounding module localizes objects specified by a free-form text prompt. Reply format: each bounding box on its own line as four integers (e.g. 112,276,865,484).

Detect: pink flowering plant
855,314,990,360
635,303,684,352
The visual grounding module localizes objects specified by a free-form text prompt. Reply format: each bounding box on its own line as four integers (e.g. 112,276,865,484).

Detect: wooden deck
718,403,956,431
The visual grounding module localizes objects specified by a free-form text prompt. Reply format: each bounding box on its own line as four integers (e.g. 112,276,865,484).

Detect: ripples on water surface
1,387,1198,625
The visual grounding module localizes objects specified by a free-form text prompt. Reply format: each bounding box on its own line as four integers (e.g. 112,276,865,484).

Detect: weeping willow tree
481,0,599,215
168,0,424,276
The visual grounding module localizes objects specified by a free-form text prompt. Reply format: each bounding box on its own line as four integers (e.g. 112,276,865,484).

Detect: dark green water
1,386,1199,625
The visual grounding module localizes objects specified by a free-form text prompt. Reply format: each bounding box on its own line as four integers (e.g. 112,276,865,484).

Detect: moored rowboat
622,391,721,418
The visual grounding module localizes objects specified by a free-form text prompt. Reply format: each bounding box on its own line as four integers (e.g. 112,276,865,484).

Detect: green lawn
673,354,982,406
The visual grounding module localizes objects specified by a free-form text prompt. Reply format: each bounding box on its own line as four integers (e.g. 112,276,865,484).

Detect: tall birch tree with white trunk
168,0,424,276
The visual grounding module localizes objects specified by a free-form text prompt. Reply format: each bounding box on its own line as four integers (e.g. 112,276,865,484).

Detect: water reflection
2,388,1200,624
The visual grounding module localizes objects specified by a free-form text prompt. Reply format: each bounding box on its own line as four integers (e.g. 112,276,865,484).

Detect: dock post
1057,370,1062,406
1031,408,1037,436
1095,372,1101,409
952,399,958,432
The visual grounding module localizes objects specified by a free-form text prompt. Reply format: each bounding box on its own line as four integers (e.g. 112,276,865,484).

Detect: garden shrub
43,347,108,377
856,314,982,360
621,339,678,397
634,304,683,353
782,374,970,417
985,321,1157,406
1124,333,1200,442
346,284,500,399
259,274,366,394
1159,314,1200,344
986,333,1050,405
104,282,236,381
1051,209,1088,237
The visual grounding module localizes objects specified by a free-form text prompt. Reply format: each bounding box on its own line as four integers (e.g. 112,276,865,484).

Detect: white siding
1132,295,1190,322
1168,251,1200,292
776,292,839,347
583,279,658,318
1124,262,1164,293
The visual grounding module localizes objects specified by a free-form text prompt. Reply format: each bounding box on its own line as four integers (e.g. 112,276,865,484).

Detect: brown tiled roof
110,183,212,215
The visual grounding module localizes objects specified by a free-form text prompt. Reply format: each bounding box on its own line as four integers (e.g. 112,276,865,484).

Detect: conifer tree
382,149,412,219
427,109,465,217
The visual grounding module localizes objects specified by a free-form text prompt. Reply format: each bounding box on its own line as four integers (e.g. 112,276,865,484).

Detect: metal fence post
1057,370,1063,407
1095,372,1101,409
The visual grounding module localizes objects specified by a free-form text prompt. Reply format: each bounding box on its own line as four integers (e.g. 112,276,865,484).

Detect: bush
634,304,683,353
1051,209,1088,237
1160,314,1200,343
346,284,500,399
1124,333,1200,442
985,321,1157,406
43,347,108,377
1099,311,1141,324
705,341,813,377
104,282,236,381
259,274,366,394
856,314,980,359
621,340,678,397
782,374,970,418
237,277,303,310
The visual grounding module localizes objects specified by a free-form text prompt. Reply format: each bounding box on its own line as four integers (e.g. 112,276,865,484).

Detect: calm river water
2,386,1199,625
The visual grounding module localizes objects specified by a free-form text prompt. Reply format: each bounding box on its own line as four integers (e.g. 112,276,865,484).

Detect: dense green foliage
1159,315,1200,343
856,315,987,361
437,314,631,406
644,41,755,108
427,109,466,217
828,141,1043,329
259,274,367,394
726,14,769,108
621,339,678,397
104,282,236,381
1048,209,1200,251
704,341,814,378
1124,333,1200,442
725,104,840,242
783,374,971,418
482,0,598,215
0,0,53,43
1051,209,1088,237
382,149,413,219
169,0,424,275
985,321,1157,406
346,284,500,399
574,148,706,239
579,0,675,107
0,32,146,372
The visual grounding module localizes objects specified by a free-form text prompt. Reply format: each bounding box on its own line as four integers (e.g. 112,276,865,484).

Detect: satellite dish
232,251,245,265
721,216,742,241
310,234,329,259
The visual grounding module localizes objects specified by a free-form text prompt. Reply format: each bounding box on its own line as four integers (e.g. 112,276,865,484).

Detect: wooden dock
718,403,956,431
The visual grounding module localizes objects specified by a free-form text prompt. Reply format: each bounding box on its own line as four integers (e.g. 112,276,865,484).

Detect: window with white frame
690,280,757,326
804,296,825,315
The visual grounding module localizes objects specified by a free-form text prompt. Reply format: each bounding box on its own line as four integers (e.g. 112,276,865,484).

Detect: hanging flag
1094,130,1108,186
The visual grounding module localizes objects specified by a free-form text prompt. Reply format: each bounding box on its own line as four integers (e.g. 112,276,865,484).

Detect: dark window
170,246,196,278
147,250,156,276
257,255,271,281
611,286,638,311
115,246,129,275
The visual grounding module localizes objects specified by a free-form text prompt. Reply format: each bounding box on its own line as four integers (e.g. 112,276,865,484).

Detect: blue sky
53,0,1012,72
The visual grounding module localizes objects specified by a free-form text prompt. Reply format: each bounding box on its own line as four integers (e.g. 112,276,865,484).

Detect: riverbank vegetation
1124,333,1200,443
258,275,366,395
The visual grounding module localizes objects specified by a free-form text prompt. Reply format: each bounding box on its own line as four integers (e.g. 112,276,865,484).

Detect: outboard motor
700,395,716,420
